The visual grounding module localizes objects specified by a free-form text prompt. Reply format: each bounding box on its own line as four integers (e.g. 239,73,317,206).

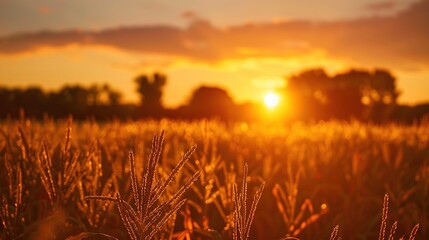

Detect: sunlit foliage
0,119,426,239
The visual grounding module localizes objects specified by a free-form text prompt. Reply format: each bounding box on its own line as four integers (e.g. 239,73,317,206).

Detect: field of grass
0,118,427,239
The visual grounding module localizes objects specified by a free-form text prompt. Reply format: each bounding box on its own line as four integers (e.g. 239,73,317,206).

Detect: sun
264,92,280,109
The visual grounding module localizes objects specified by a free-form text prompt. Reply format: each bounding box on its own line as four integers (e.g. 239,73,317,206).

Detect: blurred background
0,0,428,122
1,1,429,239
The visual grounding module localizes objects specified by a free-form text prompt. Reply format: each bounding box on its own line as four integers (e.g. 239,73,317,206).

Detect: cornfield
0,118,427,239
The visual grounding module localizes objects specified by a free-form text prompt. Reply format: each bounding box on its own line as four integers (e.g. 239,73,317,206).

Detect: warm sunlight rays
264,92,280,109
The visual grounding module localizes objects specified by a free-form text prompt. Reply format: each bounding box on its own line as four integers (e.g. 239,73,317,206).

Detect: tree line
0,68,428,123
286,68,428,123
0,84,127,119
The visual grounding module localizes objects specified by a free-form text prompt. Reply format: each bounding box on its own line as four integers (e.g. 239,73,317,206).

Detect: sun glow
264,92,280,109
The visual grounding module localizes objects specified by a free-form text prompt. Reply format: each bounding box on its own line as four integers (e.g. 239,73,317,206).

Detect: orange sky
0,0,428,107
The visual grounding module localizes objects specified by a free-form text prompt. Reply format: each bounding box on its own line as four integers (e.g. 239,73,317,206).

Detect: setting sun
264,92,280,109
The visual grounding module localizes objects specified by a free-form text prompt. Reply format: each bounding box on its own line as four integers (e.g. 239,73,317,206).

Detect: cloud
37,6,53,15
182,10,199,20
1,0,428,68
252,77,286,89
364,1,396,12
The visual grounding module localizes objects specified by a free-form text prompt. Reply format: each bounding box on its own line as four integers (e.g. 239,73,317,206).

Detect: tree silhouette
105,86,122,106
287,69,330,120
0,87,46,118
88,85,100,106
20,87,46,117
328,70,369,119
47,86,90,118
286,68,400,121
185,86,236,120
0,68,420,122
0,84,129,119
135,73,166,116
363,69,399,121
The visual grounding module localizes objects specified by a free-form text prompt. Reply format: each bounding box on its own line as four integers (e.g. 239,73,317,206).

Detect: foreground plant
327,194,419,240
85,130,201,240
273,165,328,237
378,194,419,240
233,163,265,240
0,153,23,238
37,118,88,207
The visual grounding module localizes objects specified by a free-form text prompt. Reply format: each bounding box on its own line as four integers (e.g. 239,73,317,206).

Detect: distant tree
106,88,122,106
88,85,102,106
0,83,129,120
20,87,46,117
186,86,236,120
362,69,399,121
285,68,400,121
0,87,47,117
135,73,166,116
46,85,90,118
328,70,370,119
96,84,122,106
391,103,429,123
0,87,18,117
287,69,331,120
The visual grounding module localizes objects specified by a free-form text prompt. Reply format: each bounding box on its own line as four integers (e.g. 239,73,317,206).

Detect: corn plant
233,163,265,240
86,130,201,240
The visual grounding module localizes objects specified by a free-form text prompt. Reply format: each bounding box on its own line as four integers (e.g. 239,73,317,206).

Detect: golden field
0,119,427,239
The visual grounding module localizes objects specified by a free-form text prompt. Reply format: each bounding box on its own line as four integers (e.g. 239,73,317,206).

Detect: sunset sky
0,0,428,107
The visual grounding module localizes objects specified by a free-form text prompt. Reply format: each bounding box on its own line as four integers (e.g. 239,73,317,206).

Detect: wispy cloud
364,1,396,12
37,6,53,15
1,0,428,68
